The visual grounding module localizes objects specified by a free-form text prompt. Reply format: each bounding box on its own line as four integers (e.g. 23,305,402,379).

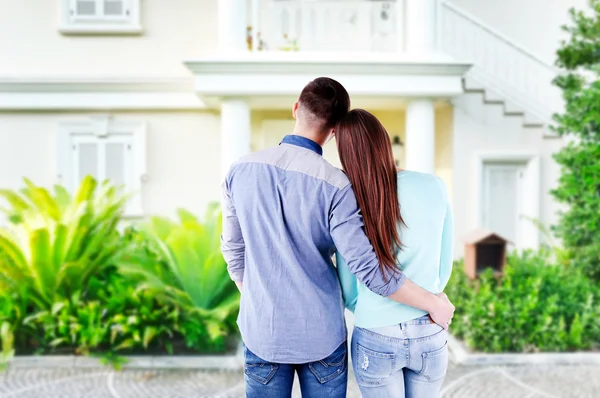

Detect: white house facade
0,0,583,256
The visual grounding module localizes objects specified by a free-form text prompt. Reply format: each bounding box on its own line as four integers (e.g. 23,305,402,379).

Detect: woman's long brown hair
335,109,404,280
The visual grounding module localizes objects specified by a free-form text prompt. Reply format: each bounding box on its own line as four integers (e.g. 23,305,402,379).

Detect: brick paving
1,363,599,397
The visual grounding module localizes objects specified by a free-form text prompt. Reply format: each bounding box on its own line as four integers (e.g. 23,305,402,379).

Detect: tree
552,0,600,280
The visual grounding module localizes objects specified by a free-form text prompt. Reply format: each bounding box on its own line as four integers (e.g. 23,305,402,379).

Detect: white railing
253,0,401,53
440,2,563,122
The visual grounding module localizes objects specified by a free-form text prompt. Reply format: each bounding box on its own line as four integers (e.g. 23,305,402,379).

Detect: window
482,162,526,243
57,117,146,216
473,152,541,250
60,0,142,34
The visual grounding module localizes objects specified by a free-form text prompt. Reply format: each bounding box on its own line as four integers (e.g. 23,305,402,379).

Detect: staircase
439,1,563,133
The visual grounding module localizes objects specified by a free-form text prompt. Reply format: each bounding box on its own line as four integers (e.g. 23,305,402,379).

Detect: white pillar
405,100,435,174
218,0,248,52
221,99,251,178
404,0,437,54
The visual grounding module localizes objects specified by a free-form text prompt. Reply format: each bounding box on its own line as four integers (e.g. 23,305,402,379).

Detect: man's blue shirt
221,135,405,363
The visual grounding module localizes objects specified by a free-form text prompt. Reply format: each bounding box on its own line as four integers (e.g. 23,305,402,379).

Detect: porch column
218,0,248,52
404,0,437,54
405,100,435,174
221,99,251,178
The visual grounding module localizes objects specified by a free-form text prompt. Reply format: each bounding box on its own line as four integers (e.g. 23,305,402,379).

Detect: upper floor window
60,0,142,34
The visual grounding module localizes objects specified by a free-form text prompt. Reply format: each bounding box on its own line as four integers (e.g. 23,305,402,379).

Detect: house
0,0,584,257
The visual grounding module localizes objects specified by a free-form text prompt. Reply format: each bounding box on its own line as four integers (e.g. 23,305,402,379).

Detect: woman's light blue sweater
337,170,454,328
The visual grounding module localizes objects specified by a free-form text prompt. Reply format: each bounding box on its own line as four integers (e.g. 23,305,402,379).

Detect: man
221,77,454,397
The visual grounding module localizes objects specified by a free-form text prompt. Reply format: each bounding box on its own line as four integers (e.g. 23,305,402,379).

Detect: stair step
463,76,484,91
522,114,545,127
502,100,525,115
463,77,547,129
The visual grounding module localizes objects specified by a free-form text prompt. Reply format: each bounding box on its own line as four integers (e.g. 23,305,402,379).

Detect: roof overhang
0,78,205,111
184,52,473,109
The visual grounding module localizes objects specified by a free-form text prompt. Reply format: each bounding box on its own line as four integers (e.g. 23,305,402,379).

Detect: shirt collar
280,135,323,156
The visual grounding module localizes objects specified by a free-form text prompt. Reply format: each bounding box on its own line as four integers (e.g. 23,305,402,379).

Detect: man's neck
291,127,326,147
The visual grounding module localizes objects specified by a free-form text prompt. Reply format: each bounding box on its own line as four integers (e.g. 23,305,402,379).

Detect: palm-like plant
0,177,129,308
119,206,239,321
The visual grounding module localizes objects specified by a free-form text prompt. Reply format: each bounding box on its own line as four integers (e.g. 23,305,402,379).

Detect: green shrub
551,0,600,280
18,269,233,357
0,177,128,307
118,207,240,322
0,179,239,362
446,250,600,352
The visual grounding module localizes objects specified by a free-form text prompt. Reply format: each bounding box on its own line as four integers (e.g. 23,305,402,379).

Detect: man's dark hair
298,77,350,133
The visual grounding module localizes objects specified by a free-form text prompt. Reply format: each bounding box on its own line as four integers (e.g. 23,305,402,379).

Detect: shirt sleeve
220,174,245,283
329,184,406,297
335,252,359,312
436,178,454,290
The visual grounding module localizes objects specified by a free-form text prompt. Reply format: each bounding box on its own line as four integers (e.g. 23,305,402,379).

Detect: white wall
0,111,222,219
447,0,589,65
0,0,217,78
451,92,564,256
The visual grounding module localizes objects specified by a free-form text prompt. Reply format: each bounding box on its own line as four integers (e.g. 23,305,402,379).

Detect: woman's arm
336,252,359,312
436,177,454,290
330,184,454,328
438,201,454,290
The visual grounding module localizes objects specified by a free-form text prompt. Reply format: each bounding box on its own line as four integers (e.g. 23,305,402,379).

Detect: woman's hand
429,293,455,330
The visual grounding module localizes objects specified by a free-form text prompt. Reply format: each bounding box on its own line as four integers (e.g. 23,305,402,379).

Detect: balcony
251,0,400,53
186,0,470,109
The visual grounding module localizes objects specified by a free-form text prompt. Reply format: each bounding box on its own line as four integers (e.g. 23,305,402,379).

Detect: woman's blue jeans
352,315,449,398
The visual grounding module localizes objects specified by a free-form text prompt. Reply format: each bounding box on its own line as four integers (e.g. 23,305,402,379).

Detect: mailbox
463,229,510,279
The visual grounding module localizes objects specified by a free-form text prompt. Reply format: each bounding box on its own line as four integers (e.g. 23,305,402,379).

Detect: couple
221,77,454,398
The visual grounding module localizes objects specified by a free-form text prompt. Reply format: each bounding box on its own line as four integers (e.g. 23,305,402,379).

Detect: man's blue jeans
244,342,348,398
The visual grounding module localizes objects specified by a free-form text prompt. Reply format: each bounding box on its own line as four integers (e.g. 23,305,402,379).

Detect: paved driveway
1,363,599,397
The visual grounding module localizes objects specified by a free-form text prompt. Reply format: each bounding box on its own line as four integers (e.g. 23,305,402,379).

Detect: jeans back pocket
244,347,280,385
355,343,395,386
419,340,448,382
308,343,348,384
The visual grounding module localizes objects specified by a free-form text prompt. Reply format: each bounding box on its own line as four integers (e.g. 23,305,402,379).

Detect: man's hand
429,293,455,330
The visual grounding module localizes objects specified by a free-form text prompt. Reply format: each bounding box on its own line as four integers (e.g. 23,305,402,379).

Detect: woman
336,109,454,397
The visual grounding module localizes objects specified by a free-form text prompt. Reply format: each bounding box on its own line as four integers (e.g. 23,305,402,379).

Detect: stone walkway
1,364,599,397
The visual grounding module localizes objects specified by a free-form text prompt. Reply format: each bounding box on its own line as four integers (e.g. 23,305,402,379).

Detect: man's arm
330,186,404,296
335,252,359,312
386,279,454,326
330,185,454,328
220,176,245,292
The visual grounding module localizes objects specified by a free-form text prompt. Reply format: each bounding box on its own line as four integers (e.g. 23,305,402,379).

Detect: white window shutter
77,142,100,183
75,0,97,16
57,118,146,217
104,141,128,187
103,0,126,17
61,0,141,34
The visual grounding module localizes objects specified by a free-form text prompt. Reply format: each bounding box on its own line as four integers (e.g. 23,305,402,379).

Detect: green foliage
118,207,240,322
0,179,239,363
21,272,176,355
0,177,128,307
552,0,600,280
0,269,234,360
446,250,600,353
